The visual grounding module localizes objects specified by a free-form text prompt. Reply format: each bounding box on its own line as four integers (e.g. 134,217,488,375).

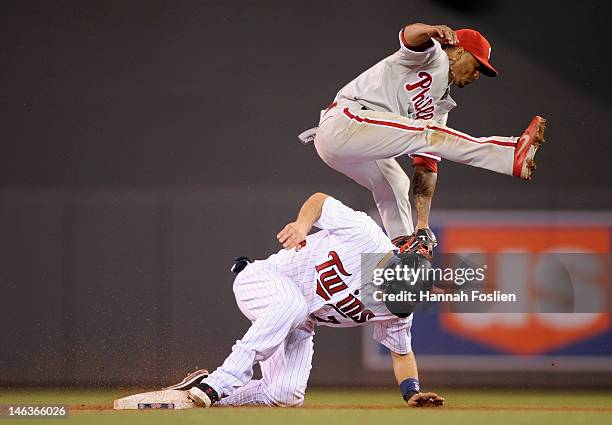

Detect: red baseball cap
455,29,498,77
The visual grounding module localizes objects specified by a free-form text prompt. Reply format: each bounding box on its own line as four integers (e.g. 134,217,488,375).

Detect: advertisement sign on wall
363,212,612,371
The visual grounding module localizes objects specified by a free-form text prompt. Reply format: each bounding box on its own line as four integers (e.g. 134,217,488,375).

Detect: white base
113,389,195,410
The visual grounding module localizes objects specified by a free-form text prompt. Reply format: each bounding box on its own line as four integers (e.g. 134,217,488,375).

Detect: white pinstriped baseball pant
315,105,518,239
203,261,315,407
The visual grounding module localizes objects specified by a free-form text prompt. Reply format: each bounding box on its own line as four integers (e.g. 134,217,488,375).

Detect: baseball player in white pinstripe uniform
165,193,444,408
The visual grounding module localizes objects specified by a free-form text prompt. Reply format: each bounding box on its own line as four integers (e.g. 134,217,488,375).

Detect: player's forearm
391,350,418,383
413,165,437,229
296,192,329,230
392,351,445,407
401,23,435,48
277,192,329,250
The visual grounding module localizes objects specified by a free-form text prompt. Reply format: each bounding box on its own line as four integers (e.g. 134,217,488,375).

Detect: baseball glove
392,228,437,260
406,392,445,407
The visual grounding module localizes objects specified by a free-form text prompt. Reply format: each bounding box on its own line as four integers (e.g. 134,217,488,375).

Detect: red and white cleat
513,116,547,180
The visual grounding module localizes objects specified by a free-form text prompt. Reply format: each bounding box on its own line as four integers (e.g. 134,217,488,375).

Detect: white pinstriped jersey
203,197,414,403
265,197,413,354
334,31,456,127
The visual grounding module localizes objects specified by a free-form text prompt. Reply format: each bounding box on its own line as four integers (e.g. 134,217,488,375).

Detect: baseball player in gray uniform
301,22,546,244
165,193,444,408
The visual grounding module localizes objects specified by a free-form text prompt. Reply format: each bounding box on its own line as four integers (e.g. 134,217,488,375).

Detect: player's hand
391,228,437,260
406,392,445,408
427,25,458,45
276,221,308,251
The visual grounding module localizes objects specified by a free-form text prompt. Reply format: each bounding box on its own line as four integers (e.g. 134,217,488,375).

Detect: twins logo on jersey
328,293,375,324
315,250,351,301
314,251,375,324
404,71,435,120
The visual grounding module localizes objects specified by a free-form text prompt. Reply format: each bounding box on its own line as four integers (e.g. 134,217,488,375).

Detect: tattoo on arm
413,170,431,197
412,166,437,229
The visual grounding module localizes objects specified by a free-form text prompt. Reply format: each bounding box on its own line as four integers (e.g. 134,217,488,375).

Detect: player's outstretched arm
276,192,329,251
391,350,444,407
413,165,438,231
402,23,458,50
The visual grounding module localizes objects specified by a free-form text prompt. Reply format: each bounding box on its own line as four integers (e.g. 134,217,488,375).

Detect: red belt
324,101,338,114
324,101,368,116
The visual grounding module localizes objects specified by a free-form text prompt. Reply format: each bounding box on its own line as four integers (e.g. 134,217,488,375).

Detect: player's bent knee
270,392,305,407
276,398,304,407
262,380,306,407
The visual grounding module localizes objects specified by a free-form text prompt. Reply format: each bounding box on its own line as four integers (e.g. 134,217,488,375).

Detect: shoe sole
163,369,209,391
517,116,547,180
187,387,213,408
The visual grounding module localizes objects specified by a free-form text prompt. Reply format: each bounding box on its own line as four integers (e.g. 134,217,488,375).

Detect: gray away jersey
334,31,457,126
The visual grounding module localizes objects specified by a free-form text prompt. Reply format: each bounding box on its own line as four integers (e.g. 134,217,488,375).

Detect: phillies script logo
314,251,375,324
405,71,435,120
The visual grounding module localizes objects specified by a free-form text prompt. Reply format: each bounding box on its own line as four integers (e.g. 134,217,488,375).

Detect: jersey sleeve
411,154,441,172
395,29,443,66
372,315,413,355
313,197,371,233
